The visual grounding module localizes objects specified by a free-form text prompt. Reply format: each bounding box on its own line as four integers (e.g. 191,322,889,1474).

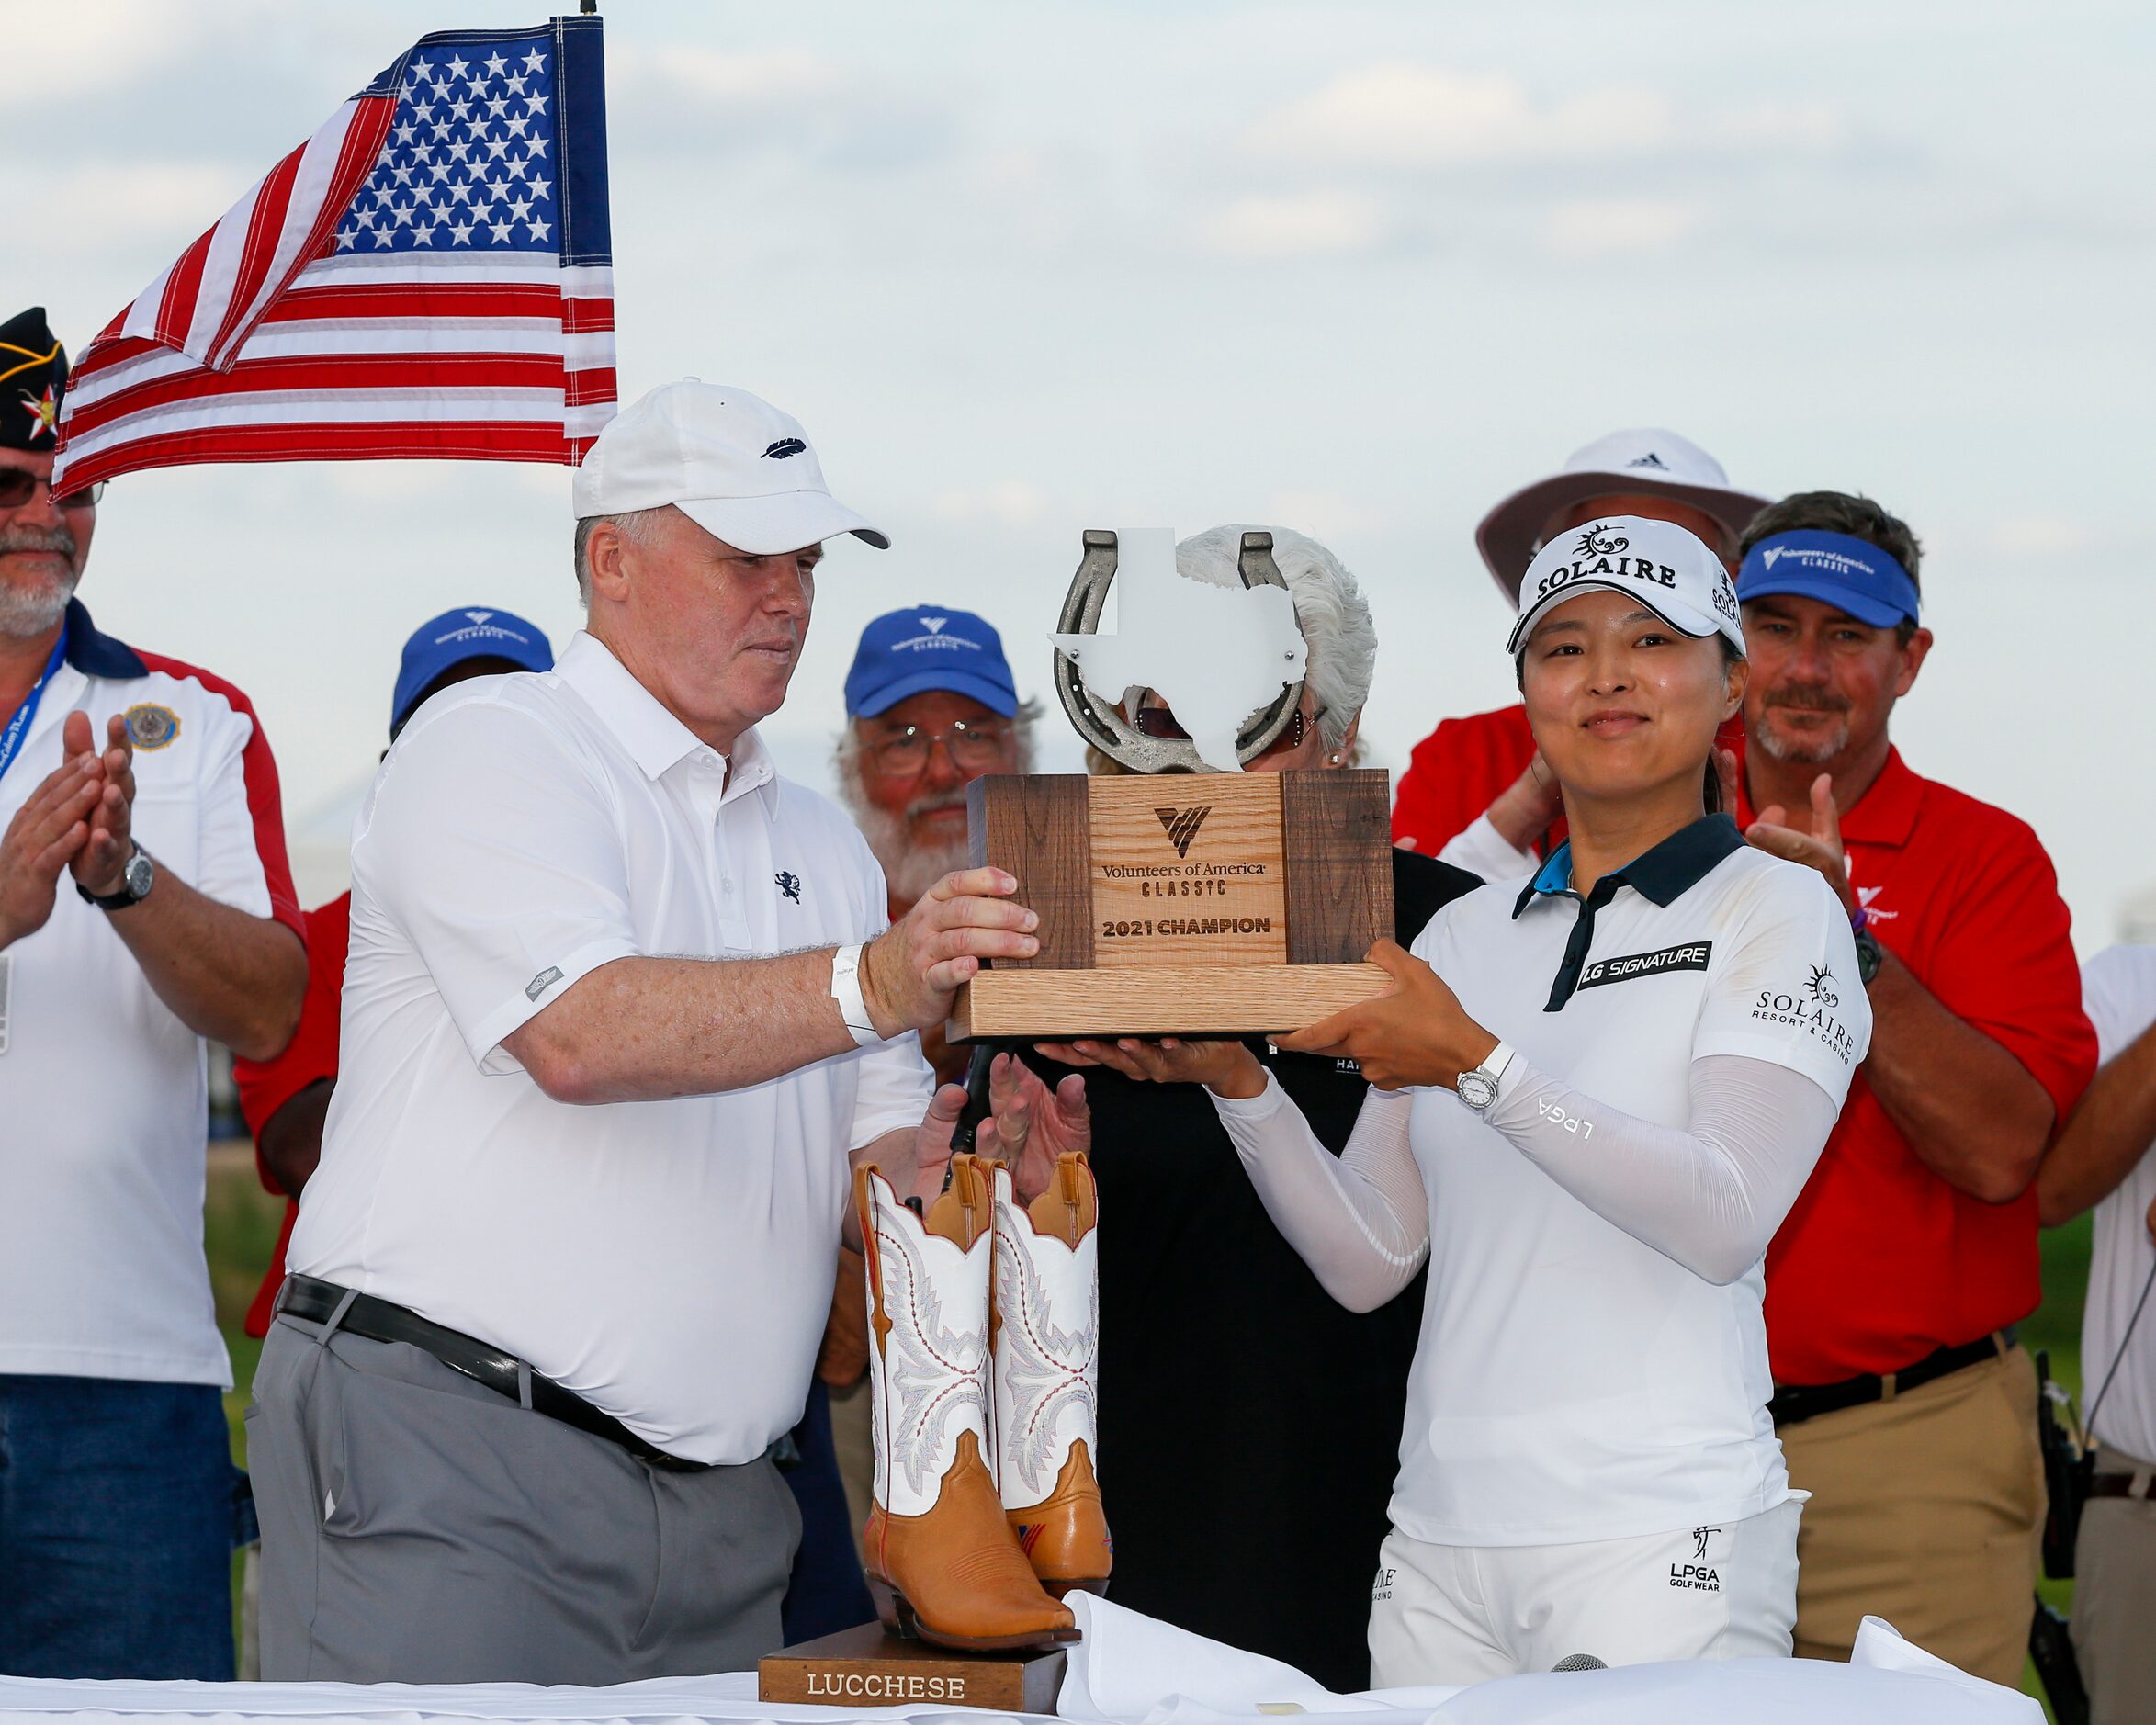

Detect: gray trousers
249,1312,798,1684
2072,1447,2156,1725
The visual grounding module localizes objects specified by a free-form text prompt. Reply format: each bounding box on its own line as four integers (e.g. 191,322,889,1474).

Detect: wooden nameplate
758,1621,1067,1711
951,770,1393,1041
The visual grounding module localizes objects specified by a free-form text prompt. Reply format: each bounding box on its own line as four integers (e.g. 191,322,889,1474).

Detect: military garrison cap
0,308,68,452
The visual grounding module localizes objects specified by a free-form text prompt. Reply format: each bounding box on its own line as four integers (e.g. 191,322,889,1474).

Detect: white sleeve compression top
1209,1054,1841,1311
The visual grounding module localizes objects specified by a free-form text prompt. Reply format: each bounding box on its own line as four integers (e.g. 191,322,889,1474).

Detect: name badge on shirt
1575,941,1714,990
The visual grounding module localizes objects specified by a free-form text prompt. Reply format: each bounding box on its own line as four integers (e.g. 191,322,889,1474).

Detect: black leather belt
277,1274,717,1471
1770,1330,2015,1429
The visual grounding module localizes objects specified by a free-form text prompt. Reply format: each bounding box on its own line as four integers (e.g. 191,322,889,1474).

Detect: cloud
1542,197,1702,258
604,43,947,169
1255,62,1843,170
1260,64,1673,168
36,163,255,255
1988,516,2103,557
1202,190,1390,258
1265,490,1387,536
610,44,849,106
933,481,1051,526
10,1,239,94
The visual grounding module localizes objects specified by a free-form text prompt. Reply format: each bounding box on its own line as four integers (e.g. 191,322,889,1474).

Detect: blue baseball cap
844,606,1017,719
391,606,555,736
1736,530,1920,628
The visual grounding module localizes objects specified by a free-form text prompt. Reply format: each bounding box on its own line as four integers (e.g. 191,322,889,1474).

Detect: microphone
1551,1653,1607,1672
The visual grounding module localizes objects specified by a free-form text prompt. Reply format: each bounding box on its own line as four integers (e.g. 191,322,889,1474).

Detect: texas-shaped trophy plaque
947,528,1394,1043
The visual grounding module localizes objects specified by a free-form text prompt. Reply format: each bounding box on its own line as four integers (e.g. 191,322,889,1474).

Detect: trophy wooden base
951,961,1389,1042
757,1621,1068,1711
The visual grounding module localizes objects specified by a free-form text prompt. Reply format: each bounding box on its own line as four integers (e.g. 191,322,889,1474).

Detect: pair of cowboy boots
855,1150,1109,1651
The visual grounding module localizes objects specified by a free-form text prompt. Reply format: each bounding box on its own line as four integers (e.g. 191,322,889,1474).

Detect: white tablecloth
0,1605,2039,1725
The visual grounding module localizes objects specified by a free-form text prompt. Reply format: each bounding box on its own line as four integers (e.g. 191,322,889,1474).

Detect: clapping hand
1744,772,1855,914
64,709,138,897
0,749,99,948
909,1053,1090,1202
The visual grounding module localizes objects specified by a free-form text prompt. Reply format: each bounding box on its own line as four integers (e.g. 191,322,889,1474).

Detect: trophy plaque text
949,768,1394,1041
758,1623,1067,1711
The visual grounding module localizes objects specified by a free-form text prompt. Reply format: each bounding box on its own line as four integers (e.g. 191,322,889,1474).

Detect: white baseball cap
1507,514,1746,658
572,379,890,555
1475,428,1768,607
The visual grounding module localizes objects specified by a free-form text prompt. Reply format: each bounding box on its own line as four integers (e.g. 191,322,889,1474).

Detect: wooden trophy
949,527,1394,1042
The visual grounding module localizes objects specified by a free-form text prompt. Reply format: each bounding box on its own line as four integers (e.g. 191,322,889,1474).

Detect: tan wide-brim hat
1475,427,1770,609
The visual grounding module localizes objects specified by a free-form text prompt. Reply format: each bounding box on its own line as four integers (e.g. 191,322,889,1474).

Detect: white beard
850,798,972,907
0,559,79,638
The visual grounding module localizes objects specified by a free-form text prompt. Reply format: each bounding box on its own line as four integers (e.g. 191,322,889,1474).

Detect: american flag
52,17,615,493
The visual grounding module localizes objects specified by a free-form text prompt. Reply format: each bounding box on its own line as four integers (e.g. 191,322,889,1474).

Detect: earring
1328,752,1342,764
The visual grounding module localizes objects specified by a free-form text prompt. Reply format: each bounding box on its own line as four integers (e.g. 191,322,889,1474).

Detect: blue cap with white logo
1736,530,1921,628
845,607,1018,719
391,606,555,736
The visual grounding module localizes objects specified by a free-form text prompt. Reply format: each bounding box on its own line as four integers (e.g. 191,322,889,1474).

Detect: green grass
199,1150,2103,1703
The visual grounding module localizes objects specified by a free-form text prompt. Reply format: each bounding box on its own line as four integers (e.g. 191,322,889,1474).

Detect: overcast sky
10,0,2153,940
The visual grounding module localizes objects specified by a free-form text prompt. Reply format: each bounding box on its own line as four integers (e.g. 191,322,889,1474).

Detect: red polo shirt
231,893,350,1338
1736,749,2096,1384
1392,704,1555,855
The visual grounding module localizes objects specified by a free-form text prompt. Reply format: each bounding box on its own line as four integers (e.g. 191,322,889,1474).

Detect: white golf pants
1367,1498,1802,1686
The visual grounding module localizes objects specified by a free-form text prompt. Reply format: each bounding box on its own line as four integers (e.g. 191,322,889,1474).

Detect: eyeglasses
1134,703,1327,752
866,717,1015,776
0,470,104,513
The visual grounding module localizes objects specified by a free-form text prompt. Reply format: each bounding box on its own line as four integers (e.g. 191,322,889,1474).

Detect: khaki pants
1777,1343,2044,1688
2072,1447,2156,1725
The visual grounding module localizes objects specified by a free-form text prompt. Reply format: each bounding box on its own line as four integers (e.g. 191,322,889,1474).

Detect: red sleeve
1390,705,1540,854
132,650,305,942
232,894,349,1191
1913,804,2098,1129
242,1202,299,1340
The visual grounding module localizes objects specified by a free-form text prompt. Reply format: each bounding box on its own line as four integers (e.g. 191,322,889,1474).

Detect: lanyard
0,627,69,785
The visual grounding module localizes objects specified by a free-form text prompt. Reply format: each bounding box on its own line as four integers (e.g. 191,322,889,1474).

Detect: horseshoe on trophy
1052,529,1304,773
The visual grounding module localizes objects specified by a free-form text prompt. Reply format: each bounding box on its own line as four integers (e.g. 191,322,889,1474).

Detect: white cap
1475,428,1768,608
572,380,889,555
1507,514,1746,659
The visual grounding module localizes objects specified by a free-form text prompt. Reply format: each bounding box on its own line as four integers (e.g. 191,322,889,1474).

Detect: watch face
123,851,154,899
1457,1068,1498,1111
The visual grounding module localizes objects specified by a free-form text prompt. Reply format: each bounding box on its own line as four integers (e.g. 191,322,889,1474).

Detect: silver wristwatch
78,843,155,911
1454,1040,1515,1113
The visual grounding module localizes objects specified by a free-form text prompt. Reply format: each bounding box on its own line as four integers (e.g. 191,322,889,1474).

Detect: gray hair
572,505,671,604
1173,524,1375,753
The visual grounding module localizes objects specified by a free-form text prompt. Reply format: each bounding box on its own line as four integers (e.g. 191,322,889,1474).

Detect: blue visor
1736,530,1919,628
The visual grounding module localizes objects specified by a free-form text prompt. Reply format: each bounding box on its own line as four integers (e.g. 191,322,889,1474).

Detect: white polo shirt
2078,945,2156,1464
1397,817,1868,1546
288,630,933,1466
0,600,302,1387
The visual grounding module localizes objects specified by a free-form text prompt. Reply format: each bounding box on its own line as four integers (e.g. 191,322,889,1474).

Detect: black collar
1513,814,1744,919
1512,814,1744,1012
60,598,147,681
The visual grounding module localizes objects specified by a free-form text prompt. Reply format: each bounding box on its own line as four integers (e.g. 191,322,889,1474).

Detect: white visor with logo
1507,514,1745,658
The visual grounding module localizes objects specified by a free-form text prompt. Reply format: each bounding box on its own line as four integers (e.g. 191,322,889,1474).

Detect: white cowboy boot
991,1154,1112,1596
856,1157,1073,1650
